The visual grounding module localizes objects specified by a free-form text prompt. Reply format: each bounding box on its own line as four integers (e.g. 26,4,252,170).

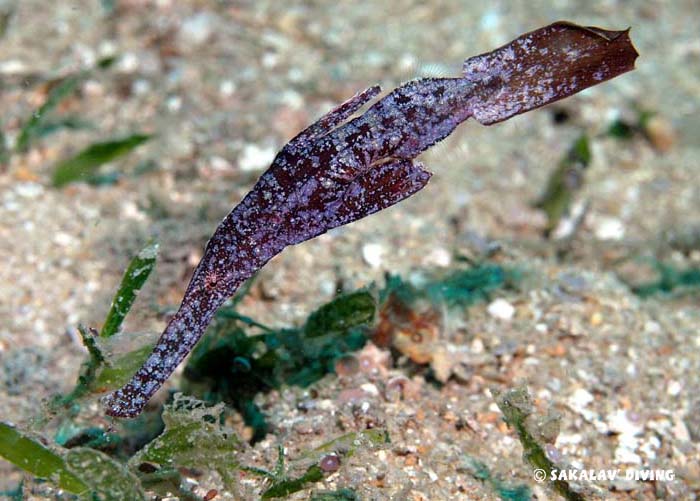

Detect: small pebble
319,454,341,473
360,382,379,396
15,182,44,199
607,409,644,436
219,80,236,97
470,337,484,354
615,433,642,464
180,12,216,46
238,144,275,172
667,380,682,396
53,232,75,247
117,52,139,73
0,59,27,74
166,95,182,112
209,156,233,173
594,216,625,241
644,115,676,152
362,242,385,268
639,435,660,459
568,387,594,411
422,247,451,267
132,79,151,96
487,298,515,320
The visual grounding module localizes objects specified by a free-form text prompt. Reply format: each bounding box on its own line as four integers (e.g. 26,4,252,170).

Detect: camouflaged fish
104,21,638,417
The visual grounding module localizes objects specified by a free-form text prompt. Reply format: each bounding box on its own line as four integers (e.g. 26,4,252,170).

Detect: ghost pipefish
103,22,638,417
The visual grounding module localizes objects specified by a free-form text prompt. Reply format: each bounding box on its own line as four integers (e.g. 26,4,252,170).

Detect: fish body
104,22,637,417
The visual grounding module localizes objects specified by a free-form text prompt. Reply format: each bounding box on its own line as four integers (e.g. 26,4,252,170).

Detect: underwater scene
0,1,698,499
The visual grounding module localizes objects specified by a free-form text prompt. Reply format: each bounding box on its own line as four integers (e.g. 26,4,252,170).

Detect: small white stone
547,378,562,392
667,380,682,396
83,79,104,97
133,79,151,96
360,383,379,396
121,200,147,221
487,298,515,320
53,232,74,247
639,436,660,459
362,242,384,269
117,52,139,73
615,434,642,464
280,89,303,109
480,10,501,31
319,279,336,296
594,216,625,240
568,387,594,411
0,59,27,75
557,432,582,445
317,399,334,411
607,409,643,436
75,44,96,66
261,52,279,68
219,80,236,97
397,53,416,73
470,337,484,354
98,40,118,58
209,156,232,172
423,247,451,267
644,321,662,334
3,200,19,212
15,182,44,199
238,144,275,172
180,12,216,46
166,95,182,112
536,388,551,400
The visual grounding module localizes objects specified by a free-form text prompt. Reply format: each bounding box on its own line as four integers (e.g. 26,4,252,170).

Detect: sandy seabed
1,1,699,499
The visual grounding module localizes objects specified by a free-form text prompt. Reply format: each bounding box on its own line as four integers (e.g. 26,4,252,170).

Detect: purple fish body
103,22,637,417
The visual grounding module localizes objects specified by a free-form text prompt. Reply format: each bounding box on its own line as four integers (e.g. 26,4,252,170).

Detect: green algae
0,422,147,499
494,387,583,501
52,133,152,187
183,290,376,442
0,422,89,495
100,241,159,338
630,261,700,297
129,394,243,493
459,455,532,501
534,134,591,236
253,429,389,499
15,74,85,154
